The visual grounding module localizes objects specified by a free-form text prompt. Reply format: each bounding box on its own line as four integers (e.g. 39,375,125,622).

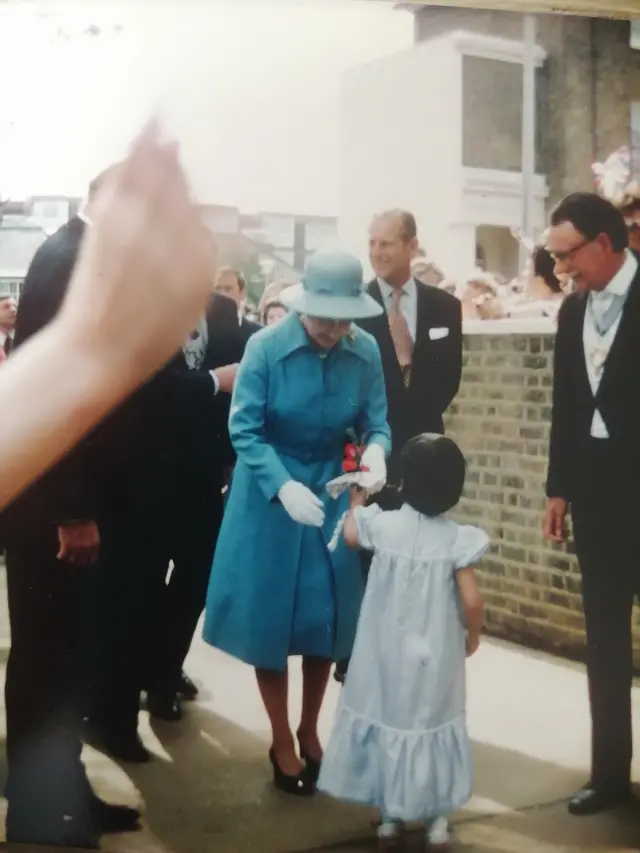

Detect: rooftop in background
394,0,638,18
0,226,47,284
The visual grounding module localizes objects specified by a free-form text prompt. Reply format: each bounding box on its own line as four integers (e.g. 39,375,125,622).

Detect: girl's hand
349,485,368,508
466,632,480,657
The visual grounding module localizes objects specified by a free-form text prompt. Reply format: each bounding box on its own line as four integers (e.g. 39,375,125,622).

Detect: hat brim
280,285,383,320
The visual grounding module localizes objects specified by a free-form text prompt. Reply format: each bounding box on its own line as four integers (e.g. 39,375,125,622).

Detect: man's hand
466,632,481,657
543,497,568,543
211,364,238,394
57,522,100,565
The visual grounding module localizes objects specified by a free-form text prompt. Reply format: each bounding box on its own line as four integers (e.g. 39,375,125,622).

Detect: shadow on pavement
95,702,628,853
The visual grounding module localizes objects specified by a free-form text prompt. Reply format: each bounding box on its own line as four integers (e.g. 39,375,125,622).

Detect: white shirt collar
0,329,13,347
595,249,637,299
377,277,415,300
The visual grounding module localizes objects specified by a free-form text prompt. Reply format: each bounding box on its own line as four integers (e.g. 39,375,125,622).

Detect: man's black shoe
147,690,182,722
568,784,632,816
177,670,199,700
90,795,142,833
86,727,151,764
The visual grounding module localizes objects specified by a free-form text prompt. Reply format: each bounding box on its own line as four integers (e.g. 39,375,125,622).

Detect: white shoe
427,816,451,849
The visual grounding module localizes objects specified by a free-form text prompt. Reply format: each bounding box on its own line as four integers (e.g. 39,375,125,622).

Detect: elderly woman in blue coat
203,250,390,796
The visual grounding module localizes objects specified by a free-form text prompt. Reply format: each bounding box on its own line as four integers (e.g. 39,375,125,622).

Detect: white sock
377,820,402,838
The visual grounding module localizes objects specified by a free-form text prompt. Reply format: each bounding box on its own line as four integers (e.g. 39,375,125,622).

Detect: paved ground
0,574,637,852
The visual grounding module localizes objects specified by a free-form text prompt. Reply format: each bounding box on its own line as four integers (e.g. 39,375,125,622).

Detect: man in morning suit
544,192,640,816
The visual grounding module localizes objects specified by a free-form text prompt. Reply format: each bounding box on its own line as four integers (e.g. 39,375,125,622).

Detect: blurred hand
60,118,216,385
543,497,568,543
211,364,238,395
57,522,100,565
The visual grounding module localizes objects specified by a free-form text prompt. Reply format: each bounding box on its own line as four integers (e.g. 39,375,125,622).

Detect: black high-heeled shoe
269,749,314,796
297,734,322,785
300,751,322,785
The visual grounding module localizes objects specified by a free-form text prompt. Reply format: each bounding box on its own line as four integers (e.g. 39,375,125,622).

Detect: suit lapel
367,279,405,385
410,282,432,389
567,293,591,397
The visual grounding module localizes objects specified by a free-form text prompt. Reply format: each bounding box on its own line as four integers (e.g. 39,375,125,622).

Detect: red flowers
343,442,368,474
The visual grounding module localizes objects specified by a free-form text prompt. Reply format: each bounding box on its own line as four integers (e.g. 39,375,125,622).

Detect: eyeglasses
547,238,593,264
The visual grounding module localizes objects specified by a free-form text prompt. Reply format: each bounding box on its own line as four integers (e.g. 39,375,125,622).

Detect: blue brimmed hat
281,250,383,320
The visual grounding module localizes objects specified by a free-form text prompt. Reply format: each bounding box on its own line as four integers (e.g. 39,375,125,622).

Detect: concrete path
0,580,637,851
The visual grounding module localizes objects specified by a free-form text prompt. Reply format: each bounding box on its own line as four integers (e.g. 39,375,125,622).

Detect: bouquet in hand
326,438,376,500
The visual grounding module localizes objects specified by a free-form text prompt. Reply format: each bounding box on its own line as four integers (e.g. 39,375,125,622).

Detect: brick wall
445,330,640,666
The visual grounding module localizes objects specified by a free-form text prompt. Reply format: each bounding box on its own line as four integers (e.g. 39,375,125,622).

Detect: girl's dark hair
531,246,562,293
400,434,466,517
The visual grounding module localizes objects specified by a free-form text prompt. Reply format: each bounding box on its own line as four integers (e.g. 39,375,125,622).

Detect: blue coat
203,312,391,671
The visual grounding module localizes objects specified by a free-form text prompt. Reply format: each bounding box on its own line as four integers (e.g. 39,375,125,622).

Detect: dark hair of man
550,192,628,253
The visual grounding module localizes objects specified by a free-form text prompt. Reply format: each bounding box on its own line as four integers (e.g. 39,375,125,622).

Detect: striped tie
388,289,413,387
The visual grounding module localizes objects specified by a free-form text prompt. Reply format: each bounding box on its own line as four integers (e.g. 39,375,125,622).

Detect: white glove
360,443,387,495
278,481,325,527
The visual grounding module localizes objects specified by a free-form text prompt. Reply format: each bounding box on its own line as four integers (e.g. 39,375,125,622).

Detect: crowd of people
408,147,640,325
0,124,639,851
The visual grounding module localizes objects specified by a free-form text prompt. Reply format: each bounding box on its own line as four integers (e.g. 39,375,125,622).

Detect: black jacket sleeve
10,224,99,524
545,297,574,501
435,291,463,416
140,295,260,474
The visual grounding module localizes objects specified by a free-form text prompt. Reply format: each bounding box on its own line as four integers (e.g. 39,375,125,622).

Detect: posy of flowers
342,442,369,474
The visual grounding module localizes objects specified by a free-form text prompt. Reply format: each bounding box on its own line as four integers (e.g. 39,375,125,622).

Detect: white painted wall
339,30,549,284
339,36,460,279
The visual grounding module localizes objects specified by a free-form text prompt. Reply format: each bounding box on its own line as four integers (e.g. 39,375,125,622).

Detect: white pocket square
429,326,449,340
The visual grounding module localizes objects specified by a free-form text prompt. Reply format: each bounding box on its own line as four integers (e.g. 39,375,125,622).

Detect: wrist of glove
278,480,325,527
360,444,387,494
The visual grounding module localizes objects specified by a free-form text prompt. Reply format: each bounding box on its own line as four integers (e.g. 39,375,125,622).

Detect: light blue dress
318,504,490,821
202,312,391,671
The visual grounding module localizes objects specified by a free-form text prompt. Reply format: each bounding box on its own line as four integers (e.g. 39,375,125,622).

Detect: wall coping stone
463,318,556,335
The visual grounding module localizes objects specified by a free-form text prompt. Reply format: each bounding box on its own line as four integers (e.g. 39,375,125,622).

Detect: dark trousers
145,489,224,692
89,481,223,736
4,528,92,825
571,440,640,791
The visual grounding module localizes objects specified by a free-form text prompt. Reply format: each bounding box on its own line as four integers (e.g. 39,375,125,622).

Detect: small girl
318,433,488,851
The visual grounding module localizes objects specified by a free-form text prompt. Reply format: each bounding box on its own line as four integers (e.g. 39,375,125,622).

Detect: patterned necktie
388,288,413,387
589,292,624,336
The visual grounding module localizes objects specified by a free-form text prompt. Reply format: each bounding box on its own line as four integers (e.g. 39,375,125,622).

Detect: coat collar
274,311,367,361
